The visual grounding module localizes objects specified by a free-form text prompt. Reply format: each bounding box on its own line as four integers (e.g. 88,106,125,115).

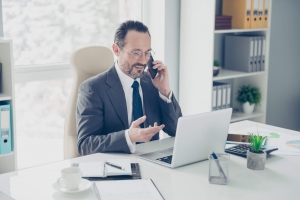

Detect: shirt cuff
125,129,136,153
159,91,173,103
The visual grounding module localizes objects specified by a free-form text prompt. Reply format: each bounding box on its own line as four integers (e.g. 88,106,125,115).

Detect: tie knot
131,81,139,90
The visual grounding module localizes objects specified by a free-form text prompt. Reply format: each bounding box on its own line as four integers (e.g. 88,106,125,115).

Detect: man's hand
129,116,165,143
147,60,171,98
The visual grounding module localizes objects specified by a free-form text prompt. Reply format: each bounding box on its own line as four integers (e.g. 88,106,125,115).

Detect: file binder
253,37,258,72
224,35,255,72
250,0,259,28
222,0,251,29
257,0,264,28
0,104,12,155
263,0,269,27
216,84,222,110
0,63,2,92
261,36,266,71
257,36,262,71
226,84,231,108
222,84,227,109
213,82,223,110
212,85,217,111
213,82,231,110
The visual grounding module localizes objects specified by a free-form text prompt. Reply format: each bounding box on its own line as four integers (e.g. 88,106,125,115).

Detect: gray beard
123,65,145,79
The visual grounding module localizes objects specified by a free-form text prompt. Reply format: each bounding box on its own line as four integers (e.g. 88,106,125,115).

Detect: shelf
0,94,12,101
231,111,264,123
214,28,269,34
0,151,14,158
213,69,266,81
0,37,12,43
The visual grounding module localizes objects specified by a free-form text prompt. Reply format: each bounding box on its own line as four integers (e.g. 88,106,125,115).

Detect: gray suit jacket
76,65,182,155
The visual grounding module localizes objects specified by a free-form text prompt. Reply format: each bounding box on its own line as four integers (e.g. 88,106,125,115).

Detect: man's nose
139,53,148,64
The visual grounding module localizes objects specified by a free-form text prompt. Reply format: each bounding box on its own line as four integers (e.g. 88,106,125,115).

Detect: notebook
94,179,164,200
87,163,141,181
74,159,132,177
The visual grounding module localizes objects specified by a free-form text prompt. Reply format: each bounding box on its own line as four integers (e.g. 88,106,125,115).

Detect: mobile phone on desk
147,54,157,79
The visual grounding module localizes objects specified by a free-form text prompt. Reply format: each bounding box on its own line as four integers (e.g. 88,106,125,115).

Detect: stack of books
215,15,232,30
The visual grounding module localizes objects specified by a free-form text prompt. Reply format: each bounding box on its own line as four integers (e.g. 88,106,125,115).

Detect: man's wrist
129,129,136,143
125,129,136,153
159,89,171,98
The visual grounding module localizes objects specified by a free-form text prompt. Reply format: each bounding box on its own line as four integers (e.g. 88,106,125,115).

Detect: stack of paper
215,15,232,30
94,179,163,200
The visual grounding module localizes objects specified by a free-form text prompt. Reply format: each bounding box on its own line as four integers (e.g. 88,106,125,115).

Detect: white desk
0,121,299,200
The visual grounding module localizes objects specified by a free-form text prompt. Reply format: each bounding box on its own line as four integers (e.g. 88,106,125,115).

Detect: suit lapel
106,65,129,129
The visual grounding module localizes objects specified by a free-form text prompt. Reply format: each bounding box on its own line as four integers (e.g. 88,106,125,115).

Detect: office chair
64,46,114,159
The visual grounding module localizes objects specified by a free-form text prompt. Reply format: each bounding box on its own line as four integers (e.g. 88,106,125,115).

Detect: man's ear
112,43,120,56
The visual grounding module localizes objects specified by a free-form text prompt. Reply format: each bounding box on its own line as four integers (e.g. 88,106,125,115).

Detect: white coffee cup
57,167,82,191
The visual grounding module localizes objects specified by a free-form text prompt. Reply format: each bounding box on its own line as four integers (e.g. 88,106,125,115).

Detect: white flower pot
247,150,266,170
242,102,255,114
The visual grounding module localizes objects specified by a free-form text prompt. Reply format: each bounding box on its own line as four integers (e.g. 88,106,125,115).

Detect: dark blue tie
132,81,144,128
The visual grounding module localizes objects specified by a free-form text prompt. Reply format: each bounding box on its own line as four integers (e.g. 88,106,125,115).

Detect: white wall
142,0,181,99
179,0,215,115
164,0,180,98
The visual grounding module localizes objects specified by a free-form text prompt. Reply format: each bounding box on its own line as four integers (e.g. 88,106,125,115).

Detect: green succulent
249,133,267,153
236,85,261,105
213,59,220,67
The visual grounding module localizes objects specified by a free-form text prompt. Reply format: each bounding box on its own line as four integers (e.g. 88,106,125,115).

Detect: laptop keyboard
156,155,173,164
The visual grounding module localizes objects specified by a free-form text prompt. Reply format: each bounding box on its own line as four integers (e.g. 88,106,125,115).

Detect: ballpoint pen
105,161,125,170
93,182,101,200
210,151,227,180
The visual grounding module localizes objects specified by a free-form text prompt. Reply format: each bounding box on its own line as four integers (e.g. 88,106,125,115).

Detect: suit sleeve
76,81,131,156
159,93,182,137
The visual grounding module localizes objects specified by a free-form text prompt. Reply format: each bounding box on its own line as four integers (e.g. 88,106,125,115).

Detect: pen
93,182,101,200
105,161,125,170
210,151,227,180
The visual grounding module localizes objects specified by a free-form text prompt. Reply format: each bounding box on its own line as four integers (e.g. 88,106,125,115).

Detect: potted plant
236,85,261,114
213,60,220,76
247,133,267,170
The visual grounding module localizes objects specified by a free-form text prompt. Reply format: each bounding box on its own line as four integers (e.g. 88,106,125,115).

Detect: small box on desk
215,15,232,30
227,134,250,143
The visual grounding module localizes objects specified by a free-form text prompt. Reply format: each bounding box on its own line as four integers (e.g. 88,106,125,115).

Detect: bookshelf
179,0,272,124
214,28,268,34
0,37,17,174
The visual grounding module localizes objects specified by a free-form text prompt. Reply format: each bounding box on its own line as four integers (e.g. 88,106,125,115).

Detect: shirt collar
115,61,141,90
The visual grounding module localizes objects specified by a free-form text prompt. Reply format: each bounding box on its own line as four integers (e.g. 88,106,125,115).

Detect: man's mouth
133,63,146,69
135,65,144,69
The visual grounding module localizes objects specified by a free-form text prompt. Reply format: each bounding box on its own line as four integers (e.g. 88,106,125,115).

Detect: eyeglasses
118,45,155,60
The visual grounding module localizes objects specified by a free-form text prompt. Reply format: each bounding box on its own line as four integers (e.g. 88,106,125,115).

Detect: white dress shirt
115,62,173,153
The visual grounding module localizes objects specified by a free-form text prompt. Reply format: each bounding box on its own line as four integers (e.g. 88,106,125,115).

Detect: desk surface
0,120,299,200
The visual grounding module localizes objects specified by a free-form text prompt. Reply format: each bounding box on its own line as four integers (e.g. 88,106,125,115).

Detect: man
76,20,182,156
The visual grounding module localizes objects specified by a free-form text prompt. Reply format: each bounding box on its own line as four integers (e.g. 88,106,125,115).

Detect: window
3,0,141,169
3,0,141,66
15,79,72,169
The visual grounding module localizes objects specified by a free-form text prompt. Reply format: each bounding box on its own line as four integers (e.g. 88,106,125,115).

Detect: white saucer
53,179,92,193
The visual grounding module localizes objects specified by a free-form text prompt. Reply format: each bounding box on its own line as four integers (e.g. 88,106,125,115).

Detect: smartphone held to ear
147,54,158,79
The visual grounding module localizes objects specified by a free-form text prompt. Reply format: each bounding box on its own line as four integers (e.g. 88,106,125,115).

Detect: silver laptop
138,108,232,168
